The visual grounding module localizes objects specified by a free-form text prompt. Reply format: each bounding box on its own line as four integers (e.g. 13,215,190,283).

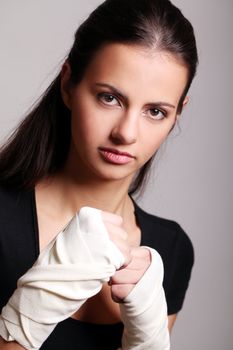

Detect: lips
99,147,134,158
98,147,135,165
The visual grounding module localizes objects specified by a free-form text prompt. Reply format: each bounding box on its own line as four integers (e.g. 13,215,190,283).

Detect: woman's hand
0,208,130,349
101,211,132,267
101,211,151,302
110,247,151,302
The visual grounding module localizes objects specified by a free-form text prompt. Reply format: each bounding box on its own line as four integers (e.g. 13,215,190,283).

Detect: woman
0,0,198,349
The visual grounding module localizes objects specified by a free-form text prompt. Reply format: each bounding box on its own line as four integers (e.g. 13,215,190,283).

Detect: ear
175,95,190,122
60,62,72,109
182,95,189,108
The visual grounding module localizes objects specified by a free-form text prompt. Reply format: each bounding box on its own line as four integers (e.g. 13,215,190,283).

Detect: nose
110,110,138,145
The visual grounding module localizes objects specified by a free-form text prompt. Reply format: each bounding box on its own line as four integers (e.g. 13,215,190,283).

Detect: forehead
82,43,188,106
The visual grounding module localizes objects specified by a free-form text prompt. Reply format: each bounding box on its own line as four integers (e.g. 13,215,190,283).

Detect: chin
90,163,136,183
76,151,140,183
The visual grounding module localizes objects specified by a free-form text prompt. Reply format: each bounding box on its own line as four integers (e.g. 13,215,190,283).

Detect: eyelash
97,92,167,120
144,108,167,121
97,92,120,106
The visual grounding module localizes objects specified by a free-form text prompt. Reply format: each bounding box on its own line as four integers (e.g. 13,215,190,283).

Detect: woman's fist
110,247,151,302
101,211,132,267
101,210,151,302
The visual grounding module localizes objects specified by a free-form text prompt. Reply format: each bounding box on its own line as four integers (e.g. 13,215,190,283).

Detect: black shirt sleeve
0,187,38,311
165,225,194,314
135,203,194,315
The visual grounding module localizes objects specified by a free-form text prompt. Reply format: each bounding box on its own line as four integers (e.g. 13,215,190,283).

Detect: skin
63,44,188,186
0,43,188,349
60,44,188,328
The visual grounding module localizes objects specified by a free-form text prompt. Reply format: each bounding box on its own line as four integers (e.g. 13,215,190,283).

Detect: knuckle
111,284,133,302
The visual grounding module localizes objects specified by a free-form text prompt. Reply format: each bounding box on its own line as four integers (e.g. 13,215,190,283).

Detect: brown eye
148,108,166,120
98,93,119,106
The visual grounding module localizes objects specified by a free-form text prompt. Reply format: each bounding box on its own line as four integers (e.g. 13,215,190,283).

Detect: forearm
0,207,124,349
120,248,170,349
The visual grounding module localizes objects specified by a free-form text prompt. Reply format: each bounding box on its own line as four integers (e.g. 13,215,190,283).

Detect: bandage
119,248,170,350
0,207,125,350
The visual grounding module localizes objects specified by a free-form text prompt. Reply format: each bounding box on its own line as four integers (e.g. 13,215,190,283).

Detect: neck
39,166,135,222
35,162,139,242
60,172,132,214
54,145,137,215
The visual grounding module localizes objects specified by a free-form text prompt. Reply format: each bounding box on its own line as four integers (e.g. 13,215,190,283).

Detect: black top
0,186,194,349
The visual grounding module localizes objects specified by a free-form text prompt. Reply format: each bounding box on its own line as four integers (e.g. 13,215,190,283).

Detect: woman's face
62,43,188,183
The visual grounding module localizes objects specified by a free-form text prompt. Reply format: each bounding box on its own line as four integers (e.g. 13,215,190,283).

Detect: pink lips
99,147,135,165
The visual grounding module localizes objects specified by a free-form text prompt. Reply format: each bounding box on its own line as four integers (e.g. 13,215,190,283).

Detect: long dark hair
0,0,198,193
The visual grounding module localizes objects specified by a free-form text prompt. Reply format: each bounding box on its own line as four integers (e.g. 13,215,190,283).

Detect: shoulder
0,185,25,206
0,185,36,235
0,185,38,257
135,202,194,257
0,185,36,243
0,185,34,224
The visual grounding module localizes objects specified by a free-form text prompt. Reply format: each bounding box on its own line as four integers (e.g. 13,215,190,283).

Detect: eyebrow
94,82,176,109
94,83,128,101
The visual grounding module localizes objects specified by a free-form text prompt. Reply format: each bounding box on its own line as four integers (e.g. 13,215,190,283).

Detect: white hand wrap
119,248,170,350
0,207,125,350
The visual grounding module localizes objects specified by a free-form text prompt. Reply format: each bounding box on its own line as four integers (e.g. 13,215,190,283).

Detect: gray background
0,1,232,349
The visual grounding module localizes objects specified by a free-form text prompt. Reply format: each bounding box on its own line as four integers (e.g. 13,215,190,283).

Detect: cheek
141,127,171,158
70,106,88,145
70,105,107,145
